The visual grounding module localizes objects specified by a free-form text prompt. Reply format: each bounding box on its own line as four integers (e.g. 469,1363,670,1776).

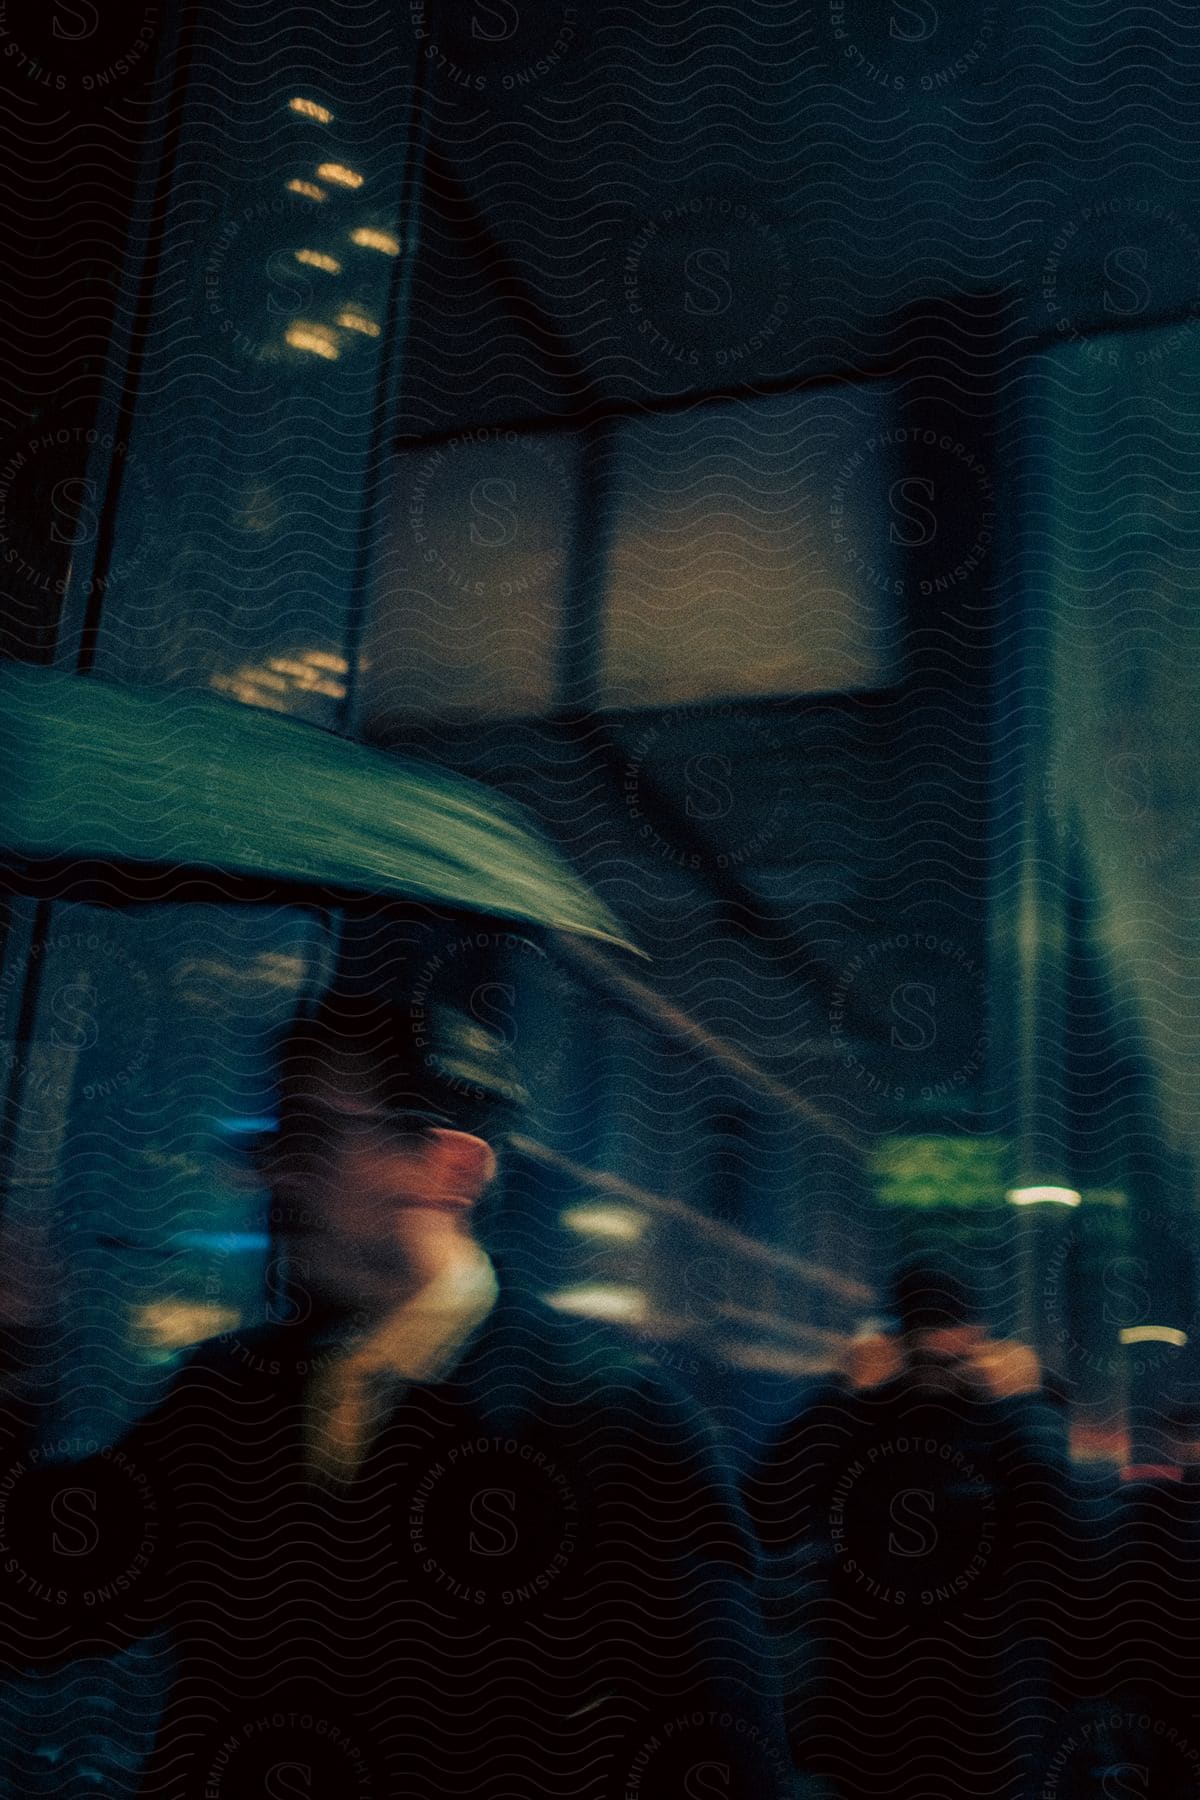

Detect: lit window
295,248,341,274
350,227,401,256
337,309,381,338
362,431,576,721
287,179,327,202
284,322,340,361
289,96,333,124
602,395,903,707
316,162,364,190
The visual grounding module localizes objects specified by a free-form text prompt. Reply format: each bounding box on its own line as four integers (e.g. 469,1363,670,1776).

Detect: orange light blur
284,322,340,361
289,97,333,124
295,248,342,274
316,162,364,190
350,227,401,256
336,309,381,338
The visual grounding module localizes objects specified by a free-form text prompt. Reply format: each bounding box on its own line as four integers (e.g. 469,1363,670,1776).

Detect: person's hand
844,1331,906,1390
963,1336,1042,1399
906,1325,1042,1399
914,1323,987,1362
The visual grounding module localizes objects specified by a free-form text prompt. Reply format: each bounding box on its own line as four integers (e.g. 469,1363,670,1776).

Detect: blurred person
744,1255,1063,1800
843,1258,1043,1402
0,991,790,1799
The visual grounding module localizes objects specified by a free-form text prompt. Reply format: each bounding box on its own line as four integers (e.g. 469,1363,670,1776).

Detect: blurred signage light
289,97,333,124
350,227,401,255
871,1134,1008,1210
1006,1185,1082,1207
316,162,364,189
287,179,327,202
1119,1325,1188,1347
295,248,341,274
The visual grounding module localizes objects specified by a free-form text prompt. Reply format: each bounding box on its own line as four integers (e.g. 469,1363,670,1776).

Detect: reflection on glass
287,178,327,201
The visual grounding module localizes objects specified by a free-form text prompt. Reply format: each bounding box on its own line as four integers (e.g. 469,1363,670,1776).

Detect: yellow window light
1006,1185,1082,1207
209,674,289,711
266,657,345,699
295,248,341,274
287,179,327,202
289,96,333,124
301,650,349,673
560,1205,646,1243
336,308,381,338
212,666,289,694
1119,1325,1188,1348
285,322,340,361
350,226,401,256
316,161,364,190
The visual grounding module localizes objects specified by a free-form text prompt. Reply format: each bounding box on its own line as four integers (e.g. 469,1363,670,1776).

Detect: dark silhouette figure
746,1256,1060,1800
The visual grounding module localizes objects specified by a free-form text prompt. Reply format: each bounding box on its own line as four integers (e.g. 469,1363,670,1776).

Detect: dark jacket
1,1291,790,1799
745,1367,1063,1800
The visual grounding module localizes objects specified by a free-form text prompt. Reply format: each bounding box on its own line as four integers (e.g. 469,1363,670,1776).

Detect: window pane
361,430,579,719
601,392,903,708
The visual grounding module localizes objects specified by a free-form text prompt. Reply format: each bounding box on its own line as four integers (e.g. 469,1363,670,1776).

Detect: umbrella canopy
0,663,638,952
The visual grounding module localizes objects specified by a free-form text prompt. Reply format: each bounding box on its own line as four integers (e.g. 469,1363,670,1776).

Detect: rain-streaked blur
2,3,1199,1795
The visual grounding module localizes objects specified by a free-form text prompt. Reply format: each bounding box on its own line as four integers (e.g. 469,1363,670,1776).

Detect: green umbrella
0,662,638,952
